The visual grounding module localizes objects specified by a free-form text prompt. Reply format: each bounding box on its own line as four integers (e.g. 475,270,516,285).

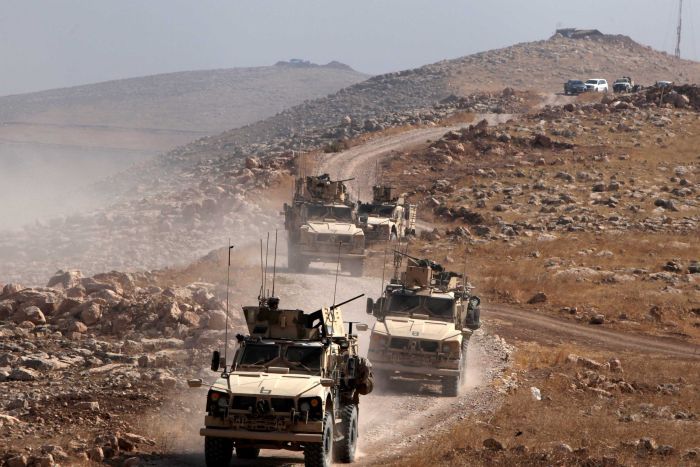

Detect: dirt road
145,269,510,467
486,304,700,359
319,115,512,202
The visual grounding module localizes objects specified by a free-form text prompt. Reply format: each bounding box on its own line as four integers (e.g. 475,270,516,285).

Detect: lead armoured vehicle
366,252,481,396
358,185,416,243
190,294,373,467
284,174,366,275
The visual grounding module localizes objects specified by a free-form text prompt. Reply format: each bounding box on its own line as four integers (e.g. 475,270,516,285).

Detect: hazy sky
1,0,697,96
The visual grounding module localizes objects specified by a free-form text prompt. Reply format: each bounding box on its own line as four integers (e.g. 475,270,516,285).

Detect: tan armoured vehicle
366,253,481,396
190,294,373,467
284,174,366,275
358,185,417,243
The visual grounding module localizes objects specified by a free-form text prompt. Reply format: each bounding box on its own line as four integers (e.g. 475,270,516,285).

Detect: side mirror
366,298,374,315
462,328,473,337
211,351,220,372
187,378,203,388
355,323,368,332
320,378,334,388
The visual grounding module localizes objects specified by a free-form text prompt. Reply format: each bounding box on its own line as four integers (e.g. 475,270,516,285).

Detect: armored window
240,344,280,366
285,346,322,373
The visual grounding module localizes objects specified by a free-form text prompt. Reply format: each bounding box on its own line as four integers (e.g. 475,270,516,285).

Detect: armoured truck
358,185,417,242
284,174,366,276
190,294,373,467
366,253,481,396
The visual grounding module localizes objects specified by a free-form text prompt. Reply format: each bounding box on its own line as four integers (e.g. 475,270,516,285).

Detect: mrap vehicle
366,252,481,396
189,294,373,467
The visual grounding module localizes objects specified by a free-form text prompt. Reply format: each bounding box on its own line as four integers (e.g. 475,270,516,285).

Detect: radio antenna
223,240,235,370
264,232,270,297
259,239,264,299
380,237,390,297
461,244,469,295
271,230,278,297
332,241,342,307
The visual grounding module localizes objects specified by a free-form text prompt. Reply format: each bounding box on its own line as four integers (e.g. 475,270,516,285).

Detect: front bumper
372,360,461,379
299,249,366,259
200,428,322,443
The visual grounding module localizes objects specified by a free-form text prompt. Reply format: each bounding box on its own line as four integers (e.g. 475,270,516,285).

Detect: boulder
589,314,605,325
527,292,548,304
483,438,504,451
12,306,46,325
80,302,102,326
46,269,83,289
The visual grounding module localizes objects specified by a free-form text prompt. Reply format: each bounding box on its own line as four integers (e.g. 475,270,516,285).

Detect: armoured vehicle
284,174,366,275
366,252,481,396
190,294,373,467
358,185,417,243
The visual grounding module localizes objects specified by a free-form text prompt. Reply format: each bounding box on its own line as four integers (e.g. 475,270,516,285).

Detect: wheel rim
324,423,332,461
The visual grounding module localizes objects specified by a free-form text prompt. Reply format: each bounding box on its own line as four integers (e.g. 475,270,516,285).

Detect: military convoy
191,293,373,467
284,174,366,276
189,174,482,465
365,252,481,396
358,185,416,243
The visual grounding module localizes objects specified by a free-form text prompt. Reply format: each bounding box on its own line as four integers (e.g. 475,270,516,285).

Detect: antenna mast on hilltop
675,0,683,59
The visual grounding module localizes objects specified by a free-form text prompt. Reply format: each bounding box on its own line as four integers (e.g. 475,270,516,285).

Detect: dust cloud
0,142,150,229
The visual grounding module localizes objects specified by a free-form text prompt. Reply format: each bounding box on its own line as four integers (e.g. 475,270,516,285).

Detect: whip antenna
380,237,390,297
332,241,343,307
259,239,265,299
264,232,270,297
272,230,278,297
224,240,234,371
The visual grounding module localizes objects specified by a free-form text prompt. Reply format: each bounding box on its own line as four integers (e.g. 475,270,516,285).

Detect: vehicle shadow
139,452,301,466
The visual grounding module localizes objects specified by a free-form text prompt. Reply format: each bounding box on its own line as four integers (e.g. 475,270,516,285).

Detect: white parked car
585,78,609,92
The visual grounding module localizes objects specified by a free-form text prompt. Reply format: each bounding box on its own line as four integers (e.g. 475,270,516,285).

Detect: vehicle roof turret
241,295,361,341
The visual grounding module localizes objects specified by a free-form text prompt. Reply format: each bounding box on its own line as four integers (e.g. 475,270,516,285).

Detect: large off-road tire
236,447,260,459
304,412,333,467
347,259,364,277
204,436,233,467
288,252,309,273
334,404,358,463
442,376,459,397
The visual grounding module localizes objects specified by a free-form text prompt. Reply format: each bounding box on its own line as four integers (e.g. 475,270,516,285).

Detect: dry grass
381,343,700,466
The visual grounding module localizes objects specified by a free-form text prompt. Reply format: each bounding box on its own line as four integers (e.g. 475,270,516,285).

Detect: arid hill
154,32,700,168
0,61,368,151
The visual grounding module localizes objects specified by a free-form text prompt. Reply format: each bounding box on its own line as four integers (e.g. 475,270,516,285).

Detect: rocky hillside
155,33,700,166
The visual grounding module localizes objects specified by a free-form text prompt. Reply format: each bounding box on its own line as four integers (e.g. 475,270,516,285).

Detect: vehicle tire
304,412,333,467
204,436,233,467
236,447,260,459
442,376,459,397
345,259,364,277
334,404,358,463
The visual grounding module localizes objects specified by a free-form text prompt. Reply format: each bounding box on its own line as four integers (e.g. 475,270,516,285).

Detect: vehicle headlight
299,397,323,420
442,341,460,355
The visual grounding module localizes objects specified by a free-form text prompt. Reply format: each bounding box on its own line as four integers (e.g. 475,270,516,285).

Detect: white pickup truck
585,78,609,92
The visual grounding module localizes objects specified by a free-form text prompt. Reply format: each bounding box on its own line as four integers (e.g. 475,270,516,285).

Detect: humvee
358,185,416,243
284,174,366,276
190,294,373,467
366,253,481,396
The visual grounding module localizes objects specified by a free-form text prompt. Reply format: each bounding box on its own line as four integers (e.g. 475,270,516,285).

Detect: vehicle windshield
387,294,454,319
239,343,280,366
359,203,396,217
585,80,597,85
285,346,323,373
238,343,322,374
569,80,583,85
307,205,353,220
